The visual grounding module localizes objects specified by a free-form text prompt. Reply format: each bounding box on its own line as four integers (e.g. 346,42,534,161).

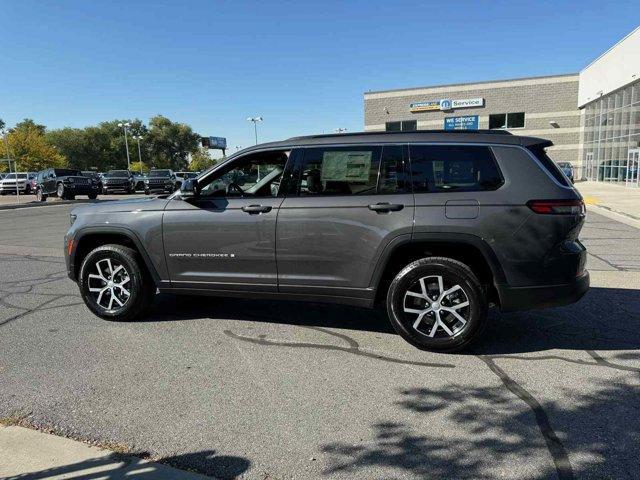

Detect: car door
44,169,54,194
276,144,414,299
162,148,293,292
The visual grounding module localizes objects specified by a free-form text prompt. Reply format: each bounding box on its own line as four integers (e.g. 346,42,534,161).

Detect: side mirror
180,178,199,199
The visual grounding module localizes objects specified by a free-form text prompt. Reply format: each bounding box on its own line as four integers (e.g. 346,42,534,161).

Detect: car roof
237,130,552,154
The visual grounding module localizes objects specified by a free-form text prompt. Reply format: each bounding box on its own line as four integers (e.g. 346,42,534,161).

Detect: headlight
144,179,149,184
70,214,77,226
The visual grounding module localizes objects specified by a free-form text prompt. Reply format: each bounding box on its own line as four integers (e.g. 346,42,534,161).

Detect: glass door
626,149,640,187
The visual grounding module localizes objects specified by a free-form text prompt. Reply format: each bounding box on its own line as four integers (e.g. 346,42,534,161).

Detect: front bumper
496,270,590,312
64,184,99,194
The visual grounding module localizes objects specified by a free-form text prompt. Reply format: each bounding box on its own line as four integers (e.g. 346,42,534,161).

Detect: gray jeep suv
64,131,589,352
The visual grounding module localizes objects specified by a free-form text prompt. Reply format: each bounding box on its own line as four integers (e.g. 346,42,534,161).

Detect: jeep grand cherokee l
64,131,589,352
102,170,135,194
144,169,179,195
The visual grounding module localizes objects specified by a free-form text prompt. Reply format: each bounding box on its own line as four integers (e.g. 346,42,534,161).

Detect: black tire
88,192,98,200
102,187,108,195
57,183,66,200
144,189,150,195
36,188,47,202
386,257,488,352
78,244,155,322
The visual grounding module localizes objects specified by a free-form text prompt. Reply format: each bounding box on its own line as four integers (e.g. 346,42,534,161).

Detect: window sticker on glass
321,151,372,182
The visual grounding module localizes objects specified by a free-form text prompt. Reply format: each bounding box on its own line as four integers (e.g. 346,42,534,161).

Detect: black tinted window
409,145,503,193
298,146,381,196
378,145,408,194
528,146,571,186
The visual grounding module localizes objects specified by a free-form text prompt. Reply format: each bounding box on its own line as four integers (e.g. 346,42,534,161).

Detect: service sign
451,97,484,109
444,115,479,130
410,101,441,112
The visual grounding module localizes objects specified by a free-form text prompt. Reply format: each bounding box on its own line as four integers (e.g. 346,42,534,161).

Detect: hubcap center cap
107,280,114,288
431,302,441,311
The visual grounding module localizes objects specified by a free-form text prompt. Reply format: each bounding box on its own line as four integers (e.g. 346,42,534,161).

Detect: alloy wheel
87,258,131,312
402,275,470,338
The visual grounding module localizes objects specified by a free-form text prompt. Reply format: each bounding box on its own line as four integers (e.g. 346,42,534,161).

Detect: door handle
368,202,404,213
242,204,272,214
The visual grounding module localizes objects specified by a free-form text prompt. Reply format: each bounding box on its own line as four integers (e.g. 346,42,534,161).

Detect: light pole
246,116,263,145
132,135,144,174
117,122,132,170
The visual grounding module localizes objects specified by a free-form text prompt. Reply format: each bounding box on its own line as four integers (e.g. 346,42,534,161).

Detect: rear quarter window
527,146,571,187
409,145,504,193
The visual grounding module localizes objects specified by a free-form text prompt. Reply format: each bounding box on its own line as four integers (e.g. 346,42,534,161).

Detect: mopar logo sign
444,115,479,130
440,99,453,110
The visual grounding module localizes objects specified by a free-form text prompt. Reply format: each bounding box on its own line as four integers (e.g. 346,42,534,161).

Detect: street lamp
132,135,144,173
246,116,263,145
117,122,132,170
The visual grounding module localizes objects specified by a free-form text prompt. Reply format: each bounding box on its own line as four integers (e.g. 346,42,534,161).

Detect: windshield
105,170,129,177
54,169,82,176
2,173,27,180
148,170,171,177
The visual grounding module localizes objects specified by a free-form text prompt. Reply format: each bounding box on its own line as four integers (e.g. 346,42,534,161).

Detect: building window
489,112,525,129
386,120,417,132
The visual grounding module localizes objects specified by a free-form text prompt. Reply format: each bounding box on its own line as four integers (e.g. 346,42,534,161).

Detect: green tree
2,124,67,172
13,118,46,135
146,115,200,171
188,148,217,172
129,160,149,174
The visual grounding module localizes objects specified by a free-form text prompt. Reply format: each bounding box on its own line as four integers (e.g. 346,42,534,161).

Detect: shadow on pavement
144,286,640,354
321,379,640,479
3,449,250,480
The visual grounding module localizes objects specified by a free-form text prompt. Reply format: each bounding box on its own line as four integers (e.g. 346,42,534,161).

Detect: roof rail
286,129,513,141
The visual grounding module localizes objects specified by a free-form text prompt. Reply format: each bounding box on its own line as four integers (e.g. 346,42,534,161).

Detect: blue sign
444,115,479,130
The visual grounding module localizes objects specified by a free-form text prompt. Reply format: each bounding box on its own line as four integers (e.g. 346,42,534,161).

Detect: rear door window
297,146,381,196
409,145,504,193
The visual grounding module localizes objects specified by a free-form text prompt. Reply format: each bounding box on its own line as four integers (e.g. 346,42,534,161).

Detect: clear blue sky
2,1,638,149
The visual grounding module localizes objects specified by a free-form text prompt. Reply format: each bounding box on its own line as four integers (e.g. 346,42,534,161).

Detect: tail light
527,199,585,215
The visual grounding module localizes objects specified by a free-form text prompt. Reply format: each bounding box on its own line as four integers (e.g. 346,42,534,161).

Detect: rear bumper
496,270,590,312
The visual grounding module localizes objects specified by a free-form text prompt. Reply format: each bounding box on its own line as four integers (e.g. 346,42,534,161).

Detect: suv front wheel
78,244,155,321
386,257,487,352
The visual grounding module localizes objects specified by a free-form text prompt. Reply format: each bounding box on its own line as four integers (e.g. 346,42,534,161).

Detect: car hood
71,197,171,215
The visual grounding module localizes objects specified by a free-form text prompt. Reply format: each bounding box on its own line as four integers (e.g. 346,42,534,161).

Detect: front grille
72,177,89,185
148,178,169,185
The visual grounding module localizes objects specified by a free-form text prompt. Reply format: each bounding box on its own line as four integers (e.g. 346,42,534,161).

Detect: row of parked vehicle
0,169,199,201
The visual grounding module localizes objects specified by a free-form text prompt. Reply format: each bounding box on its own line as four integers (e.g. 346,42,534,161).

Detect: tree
0,119,5,131
129,161,149,174
146,115,200,171
13,118,46,135
188,148,217,172
2,123,66,172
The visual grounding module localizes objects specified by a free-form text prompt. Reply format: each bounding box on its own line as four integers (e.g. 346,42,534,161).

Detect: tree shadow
143,286,640,354
4,449,250,480
321,378,640,479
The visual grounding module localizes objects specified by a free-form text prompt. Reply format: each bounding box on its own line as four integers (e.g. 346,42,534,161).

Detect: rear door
276,144,414,299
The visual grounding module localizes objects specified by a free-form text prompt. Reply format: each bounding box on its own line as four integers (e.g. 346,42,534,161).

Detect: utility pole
118,122,132,170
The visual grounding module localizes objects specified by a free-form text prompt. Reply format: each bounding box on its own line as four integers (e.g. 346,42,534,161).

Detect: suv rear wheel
78,244,155,321
386,257,487,352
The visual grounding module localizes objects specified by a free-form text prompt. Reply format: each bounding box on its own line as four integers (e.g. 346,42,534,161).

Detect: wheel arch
371,233,506,307
71,227,161,285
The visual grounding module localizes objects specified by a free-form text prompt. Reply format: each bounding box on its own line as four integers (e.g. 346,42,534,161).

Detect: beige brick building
364,74,581,164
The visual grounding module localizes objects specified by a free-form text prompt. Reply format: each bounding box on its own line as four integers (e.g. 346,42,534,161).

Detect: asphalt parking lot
1,202,639,479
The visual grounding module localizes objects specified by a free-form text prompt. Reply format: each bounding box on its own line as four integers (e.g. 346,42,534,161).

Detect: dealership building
364,26,640,186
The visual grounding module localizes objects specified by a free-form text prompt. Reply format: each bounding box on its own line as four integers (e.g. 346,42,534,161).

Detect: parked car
132,172,147,192
82,171,103,190
175,171,198,189
0,172,35,194
65,130,589,352
556,162,574,183
35,168,99,201
101,170,135,194
0,173,6,181
144,169,179,194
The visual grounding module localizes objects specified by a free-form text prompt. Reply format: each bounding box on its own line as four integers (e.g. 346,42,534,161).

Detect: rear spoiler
520,137,553,149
